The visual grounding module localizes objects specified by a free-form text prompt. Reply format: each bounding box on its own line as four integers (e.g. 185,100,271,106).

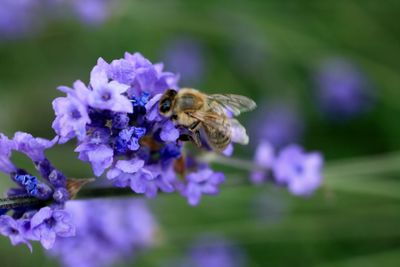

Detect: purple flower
71,0,112,25
13,132,58,162
89,64,133,113
251,102,304,148
113,52,179,97
251,141,274,184
30,207,75,249
0,133,16,174
107,159,175,198
189,235,247,267
75,142,114,177
315,58,374,120
52,81,91,143
161,37,205,85
112,113,129,130
145,93,164,122
0,215,32,251
0,0,38,40
107,158,145,186
49,199,158,267
115,126,146,154
184,168,225,206
160,120,180,142
273,145,323,196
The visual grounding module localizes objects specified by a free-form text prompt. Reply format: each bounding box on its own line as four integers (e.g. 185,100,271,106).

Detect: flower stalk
3,151,400,211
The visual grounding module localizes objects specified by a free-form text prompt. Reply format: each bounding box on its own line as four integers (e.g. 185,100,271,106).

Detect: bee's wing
189,111,228,133
207,94,257,116
229,118,249,145
189,111,249,145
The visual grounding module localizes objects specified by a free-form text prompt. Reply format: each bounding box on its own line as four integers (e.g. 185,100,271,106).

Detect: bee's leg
189,120,201,131
177,132,201,148
190,130,202,148
178,134,192,142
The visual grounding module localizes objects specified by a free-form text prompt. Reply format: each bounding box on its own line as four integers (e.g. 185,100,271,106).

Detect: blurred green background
1,0,400,266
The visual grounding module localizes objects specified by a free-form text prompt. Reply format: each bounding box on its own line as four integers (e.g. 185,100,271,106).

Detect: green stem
0,196,45,210
2,152,400,210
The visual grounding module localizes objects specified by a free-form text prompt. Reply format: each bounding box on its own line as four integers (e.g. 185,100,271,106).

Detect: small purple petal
0,133,16,174
13,132,57,162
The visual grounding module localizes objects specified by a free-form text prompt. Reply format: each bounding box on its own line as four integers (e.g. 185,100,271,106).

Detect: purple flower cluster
251,141,324,196
0,133,75,250
315,58,374,120
52,52,225,205
49,199,158,267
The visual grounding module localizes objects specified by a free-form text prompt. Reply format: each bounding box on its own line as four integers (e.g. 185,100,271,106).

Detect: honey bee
158,88,257,152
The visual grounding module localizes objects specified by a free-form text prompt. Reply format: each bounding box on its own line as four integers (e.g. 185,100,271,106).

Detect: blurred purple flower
0,0,38,40
273,145,323,196
251,102,304,149
315,58,374,120
250,141,274,184
30,207,75,249
49,199,158,267
184,168,225,206
189,235,247,267
71,0,113,25
161,37,205,85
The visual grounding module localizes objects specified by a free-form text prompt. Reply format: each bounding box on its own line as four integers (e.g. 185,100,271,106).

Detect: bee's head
158,89,177,117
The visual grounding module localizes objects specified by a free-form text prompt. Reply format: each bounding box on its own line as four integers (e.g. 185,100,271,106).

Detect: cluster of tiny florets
52,52,224,203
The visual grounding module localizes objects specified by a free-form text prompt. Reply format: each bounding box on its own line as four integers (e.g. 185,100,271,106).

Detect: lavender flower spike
0,133,17,174
31,207,76,249
273,145,323,196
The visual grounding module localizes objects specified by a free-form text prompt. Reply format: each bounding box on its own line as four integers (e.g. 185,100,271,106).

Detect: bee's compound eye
160,99,171,113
